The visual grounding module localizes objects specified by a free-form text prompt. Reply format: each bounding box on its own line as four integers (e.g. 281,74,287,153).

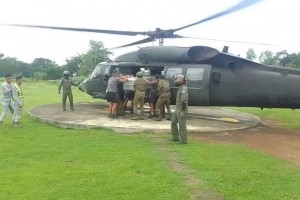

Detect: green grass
1,80,300,199
232,107,300,129
1,81,189,199
0,127,189,199
171,141,300,200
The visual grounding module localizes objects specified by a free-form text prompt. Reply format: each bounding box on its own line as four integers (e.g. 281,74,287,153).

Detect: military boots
131,108,139,120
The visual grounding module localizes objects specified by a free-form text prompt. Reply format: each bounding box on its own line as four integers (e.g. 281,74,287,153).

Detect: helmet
174,74,185,86
136,72,143,77
63,71,70,75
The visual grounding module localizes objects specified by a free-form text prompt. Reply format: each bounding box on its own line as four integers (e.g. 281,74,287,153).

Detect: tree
64,55,83,76
0,56,30,77
43,67,64,80
33,72,47,81
257,50,300,68
31,58,58,69
279,53,300,68
78,40,112,76
246,48,257,61
259,51,278,65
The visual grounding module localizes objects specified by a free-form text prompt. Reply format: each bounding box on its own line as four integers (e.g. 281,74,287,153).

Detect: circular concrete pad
28,102,260,133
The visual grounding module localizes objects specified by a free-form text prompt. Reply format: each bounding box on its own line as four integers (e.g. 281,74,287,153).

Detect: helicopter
78,45,300,108
4,0,300,108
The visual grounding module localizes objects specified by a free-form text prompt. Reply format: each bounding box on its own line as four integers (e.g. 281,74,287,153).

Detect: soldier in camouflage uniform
12,76,24,127
131,72,147,120
155,75,172,121
0,74,14,124
58,71,80,111
171,74,189,144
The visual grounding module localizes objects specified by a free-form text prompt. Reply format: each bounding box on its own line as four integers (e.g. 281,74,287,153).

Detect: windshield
89,66,101,79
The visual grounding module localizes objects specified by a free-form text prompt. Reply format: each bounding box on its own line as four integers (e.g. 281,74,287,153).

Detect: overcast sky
0,0,299,65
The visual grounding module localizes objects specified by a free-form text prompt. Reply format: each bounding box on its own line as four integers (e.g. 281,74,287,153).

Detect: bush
72,75,86,83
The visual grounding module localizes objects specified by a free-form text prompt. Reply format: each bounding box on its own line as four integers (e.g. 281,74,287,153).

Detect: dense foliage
0,40,111,80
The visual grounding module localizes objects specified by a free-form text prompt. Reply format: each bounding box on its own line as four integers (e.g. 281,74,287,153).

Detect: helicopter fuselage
79,46,300,109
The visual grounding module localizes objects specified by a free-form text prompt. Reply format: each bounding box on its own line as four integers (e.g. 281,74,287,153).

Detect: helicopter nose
78,82,87,92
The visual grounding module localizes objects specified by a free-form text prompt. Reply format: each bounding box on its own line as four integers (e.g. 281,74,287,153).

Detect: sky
0,0,299,65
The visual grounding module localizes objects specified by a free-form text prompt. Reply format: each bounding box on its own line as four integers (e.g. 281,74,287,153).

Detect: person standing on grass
12,76,24,128
0,74,14,124
171,74,189,144
58,71,80,111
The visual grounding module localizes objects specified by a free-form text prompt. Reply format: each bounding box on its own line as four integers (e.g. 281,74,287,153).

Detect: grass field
1,80,300,199
232,107,300,129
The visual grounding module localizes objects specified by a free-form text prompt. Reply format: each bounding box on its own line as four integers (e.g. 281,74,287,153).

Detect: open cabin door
164,64,211,106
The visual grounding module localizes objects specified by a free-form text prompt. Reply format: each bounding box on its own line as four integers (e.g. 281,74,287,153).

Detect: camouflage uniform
58,77,78,111
132,77,147,119
171,84,189,144
0,81,14,123
12,83,24,125
155,79,171,121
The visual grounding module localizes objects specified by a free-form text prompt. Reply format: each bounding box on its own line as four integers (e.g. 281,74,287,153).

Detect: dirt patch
147,135,223,200
190,120,300,167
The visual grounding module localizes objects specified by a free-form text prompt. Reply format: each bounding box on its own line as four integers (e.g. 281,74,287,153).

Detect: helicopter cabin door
165,64,211,106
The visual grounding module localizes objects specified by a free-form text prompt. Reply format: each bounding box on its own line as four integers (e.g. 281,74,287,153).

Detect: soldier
155,75,172,121
171,74,189,144
58,71,80,111
131,72,147,120
106,70,128,118
0,74,14,124
147,74,159,118
12,76,24,127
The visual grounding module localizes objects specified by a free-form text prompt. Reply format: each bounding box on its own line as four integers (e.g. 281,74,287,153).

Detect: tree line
246,48,300,68
0,40,111,80
1,42,300,80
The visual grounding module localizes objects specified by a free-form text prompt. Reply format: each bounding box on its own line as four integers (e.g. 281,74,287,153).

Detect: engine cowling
114,46,219,63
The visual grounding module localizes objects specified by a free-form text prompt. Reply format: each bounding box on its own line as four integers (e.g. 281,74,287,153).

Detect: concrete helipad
28,102,260,133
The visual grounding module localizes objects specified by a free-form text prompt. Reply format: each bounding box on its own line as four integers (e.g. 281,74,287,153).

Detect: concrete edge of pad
221,107,261,123
28,103,261,133
28,107,98,129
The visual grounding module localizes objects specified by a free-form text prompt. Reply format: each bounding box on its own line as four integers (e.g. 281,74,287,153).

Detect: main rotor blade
177,35,274,46
109,37,154,49
173,0,263,32
4,24,147,36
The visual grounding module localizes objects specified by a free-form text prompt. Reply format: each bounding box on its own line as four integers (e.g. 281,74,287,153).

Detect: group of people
105,70,189,144
0,74,24,127
130,72,172,121
1,70,189,143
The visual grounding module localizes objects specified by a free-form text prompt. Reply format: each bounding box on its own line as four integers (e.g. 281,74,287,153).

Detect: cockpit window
89,65,111,79
100,66,110,75
90,66,101,79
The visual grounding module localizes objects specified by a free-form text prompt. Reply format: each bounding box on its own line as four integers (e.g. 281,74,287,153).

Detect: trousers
0,100,14,122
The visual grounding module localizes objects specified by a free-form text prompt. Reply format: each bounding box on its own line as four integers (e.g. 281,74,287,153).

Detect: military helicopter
4,0,300,108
